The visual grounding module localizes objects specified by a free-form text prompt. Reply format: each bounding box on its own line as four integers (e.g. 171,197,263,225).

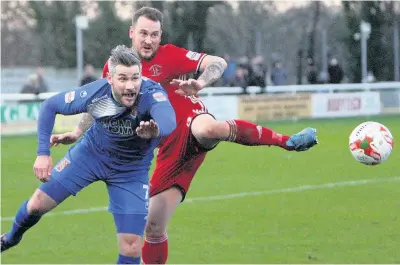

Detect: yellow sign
238,94,312,121
54,113,85,133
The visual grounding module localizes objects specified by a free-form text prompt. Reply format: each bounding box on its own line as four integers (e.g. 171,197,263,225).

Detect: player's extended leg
1,144,98,253
106,175,149,264
190,114,318,151
142,187,182,264
1,179,73,252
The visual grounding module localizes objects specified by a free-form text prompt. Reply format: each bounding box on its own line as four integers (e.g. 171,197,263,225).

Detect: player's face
130,16,162,61
108,65,142,108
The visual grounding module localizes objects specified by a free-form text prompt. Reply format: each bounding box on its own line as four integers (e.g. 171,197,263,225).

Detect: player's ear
106,72,113,85
129,26,134,39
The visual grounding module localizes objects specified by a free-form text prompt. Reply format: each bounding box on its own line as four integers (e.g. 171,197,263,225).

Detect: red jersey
103,44,208,122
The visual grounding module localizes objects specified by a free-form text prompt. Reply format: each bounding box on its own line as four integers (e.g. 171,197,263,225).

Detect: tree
28,1,82,67
205,1,274,57
307,1,321,63
343,1,394,82
84,1,130,68
1,1,39,66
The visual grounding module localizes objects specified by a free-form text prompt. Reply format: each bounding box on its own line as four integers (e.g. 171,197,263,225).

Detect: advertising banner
53,113,85,133
379,91,400,114
311,92,381,118
1,102,41,135
238,94,312,121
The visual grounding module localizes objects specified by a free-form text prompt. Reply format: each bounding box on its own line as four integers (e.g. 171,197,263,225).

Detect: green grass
1,116,400,263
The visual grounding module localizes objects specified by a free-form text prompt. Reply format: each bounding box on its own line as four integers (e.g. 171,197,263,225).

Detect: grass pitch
1,116,399,263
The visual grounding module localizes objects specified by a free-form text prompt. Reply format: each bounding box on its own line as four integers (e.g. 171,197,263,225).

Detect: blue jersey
36,78,176,173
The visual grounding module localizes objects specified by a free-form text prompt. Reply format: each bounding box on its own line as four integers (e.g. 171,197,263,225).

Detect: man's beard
139,51,156,61
139,52,156,61
132,44,158,61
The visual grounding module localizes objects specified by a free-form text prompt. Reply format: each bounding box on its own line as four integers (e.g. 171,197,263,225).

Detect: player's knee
145,219,165,237
193,121,221,139
191,115,224,139
119,234,142,257
27,189,57,215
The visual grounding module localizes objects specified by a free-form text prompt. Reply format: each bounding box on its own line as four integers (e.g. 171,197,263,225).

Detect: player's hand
33,155,52,182
171,78,206,96
50,131,80,147
136,120,160,139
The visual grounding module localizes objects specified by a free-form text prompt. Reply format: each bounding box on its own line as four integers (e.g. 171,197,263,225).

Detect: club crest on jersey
80,90,87,98
153,92,167,102
149,64,162,76
64,91,75,103
55,158,70,172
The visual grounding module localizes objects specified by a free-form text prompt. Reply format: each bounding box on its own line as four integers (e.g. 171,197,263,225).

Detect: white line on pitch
2,176,399,222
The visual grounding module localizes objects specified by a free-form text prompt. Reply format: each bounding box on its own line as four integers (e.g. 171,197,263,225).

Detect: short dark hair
108,45,141,75
132,6,163,27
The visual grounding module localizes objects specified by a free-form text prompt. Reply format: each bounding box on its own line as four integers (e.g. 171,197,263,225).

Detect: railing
2,82,400,103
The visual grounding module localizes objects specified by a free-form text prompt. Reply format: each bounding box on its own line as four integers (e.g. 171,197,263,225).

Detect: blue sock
116,254,141,264
7,200,42,243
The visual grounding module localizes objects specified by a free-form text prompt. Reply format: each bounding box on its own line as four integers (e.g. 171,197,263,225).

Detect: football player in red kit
51,6,318,264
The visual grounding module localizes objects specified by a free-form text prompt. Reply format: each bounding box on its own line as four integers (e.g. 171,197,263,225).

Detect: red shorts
149,112,216,201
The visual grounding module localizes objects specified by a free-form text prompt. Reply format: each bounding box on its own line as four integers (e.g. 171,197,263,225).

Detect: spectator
248,55,267,90
36,67,49,93
21,74,40,95
328,58,344,84
80,64,97,86
307,63,318,84
366,71,376,83
270,61,287,86
229,64,249,93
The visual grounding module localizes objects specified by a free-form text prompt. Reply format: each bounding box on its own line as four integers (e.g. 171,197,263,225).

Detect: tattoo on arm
198,61,226,87
77,113,94,133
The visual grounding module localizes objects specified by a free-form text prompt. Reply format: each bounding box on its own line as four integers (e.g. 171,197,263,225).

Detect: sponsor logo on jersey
186,51,201,61
101,119,134,136
192,109,207,115
149,64,162,76
55,157,71,172
64,91,75,103
152,92,167,102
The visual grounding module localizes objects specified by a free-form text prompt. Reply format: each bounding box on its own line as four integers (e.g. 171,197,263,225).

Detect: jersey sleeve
167,44,207,76
139,86,176,137
36,79,107,156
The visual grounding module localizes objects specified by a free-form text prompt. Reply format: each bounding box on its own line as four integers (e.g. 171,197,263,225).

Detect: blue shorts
39,142,149,235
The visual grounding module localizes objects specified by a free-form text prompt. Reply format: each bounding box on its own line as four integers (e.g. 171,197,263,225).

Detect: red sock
142,233,168,264
226,120,291,149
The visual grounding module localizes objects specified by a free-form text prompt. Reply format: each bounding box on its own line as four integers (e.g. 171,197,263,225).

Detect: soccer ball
349,121,394,165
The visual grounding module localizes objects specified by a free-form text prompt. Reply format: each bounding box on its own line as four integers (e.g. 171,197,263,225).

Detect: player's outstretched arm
136,103,176,139
197,55,228,87
136,120,160,139
172,55,227,96
50,113,94,147
148,94,177,137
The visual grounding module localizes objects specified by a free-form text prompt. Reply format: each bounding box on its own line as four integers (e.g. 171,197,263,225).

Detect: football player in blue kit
1,45,176,264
